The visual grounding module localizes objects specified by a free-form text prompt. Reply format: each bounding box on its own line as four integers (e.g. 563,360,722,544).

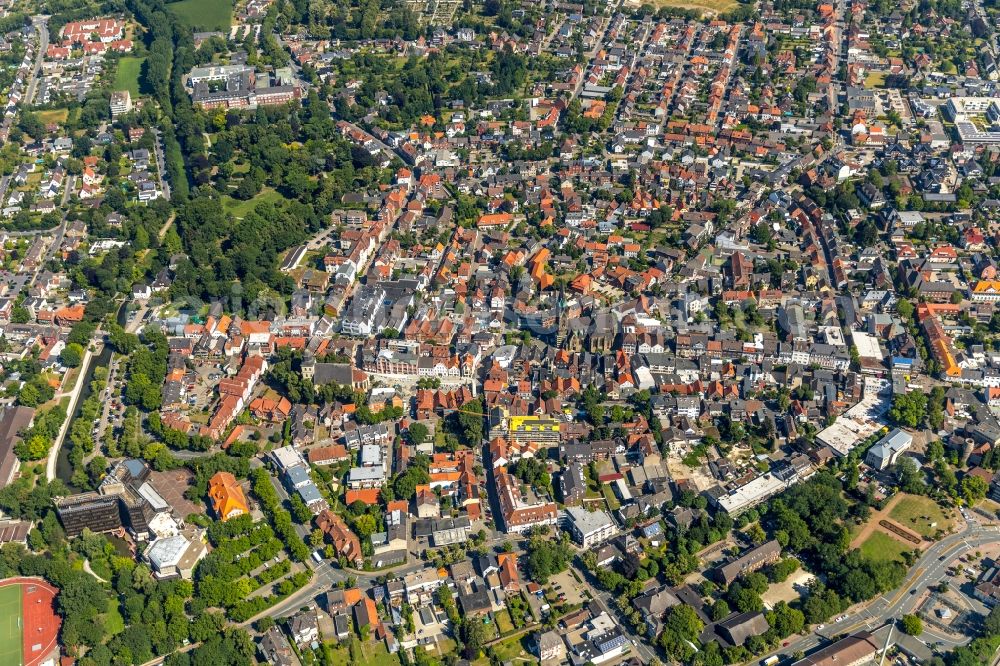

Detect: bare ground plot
762,569,816,607
624,0,739,15
149,468,205,518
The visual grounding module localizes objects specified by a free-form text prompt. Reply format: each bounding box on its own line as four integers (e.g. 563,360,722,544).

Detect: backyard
326,638,401,666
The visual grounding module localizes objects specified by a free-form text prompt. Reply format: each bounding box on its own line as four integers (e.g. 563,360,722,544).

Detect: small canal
55,301,129,488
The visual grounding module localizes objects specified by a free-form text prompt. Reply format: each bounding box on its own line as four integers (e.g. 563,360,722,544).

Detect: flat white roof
717,473,789,514
349,466,384,481
851,331,884,361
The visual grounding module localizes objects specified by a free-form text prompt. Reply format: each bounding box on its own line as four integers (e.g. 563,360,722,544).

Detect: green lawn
167,0,232,31
472,636,531,666
859,531,912,564
113,57,145,97
102,604,126,636
222,187,284,218
35,109,69,125
326,639,401,666
601,484,620,511
889,494,954,538
494,609,515,635
0,584,22,666
865,72,887,88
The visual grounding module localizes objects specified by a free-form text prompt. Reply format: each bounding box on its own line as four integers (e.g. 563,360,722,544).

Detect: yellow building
508,415,561,447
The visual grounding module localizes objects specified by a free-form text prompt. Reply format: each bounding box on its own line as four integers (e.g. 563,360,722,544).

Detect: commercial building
561,461,587,506
972,280,1000,303
316,510,363,567
507,415,561,448
944,97,1000,147
188,65,302,109
864,428,913,470
55,459,171,539
342,284,388,336
562,506,617,548
431,516,471,546
143,528,208,580
713,472,798,515
54,492,123,537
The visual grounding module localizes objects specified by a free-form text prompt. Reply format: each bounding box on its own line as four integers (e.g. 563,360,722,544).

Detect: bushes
766,557,800,583
227,570,310,622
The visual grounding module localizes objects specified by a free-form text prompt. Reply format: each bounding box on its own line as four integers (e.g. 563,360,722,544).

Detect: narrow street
44,346,95,481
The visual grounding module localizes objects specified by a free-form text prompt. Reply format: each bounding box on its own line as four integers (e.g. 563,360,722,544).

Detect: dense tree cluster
767,473,906,621
524,529,572,584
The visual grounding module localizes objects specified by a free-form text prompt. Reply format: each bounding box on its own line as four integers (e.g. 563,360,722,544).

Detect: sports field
0,584,22,666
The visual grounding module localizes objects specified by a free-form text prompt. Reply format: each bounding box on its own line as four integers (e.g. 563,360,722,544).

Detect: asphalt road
152,128,171,200
23,17,48,109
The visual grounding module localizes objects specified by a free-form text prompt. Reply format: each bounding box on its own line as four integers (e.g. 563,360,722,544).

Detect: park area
167,0,232,31
222,187,284,219
859,531,913,564
889,494,954,538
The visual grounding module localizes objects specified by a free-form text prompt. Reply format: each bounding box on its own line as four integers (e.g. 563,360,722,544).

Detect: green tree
889,392,927,428
408,422,429,446
459,616,487,659
657,605,704,662
61,342,84,368
900,614,922,636
961,475,989,505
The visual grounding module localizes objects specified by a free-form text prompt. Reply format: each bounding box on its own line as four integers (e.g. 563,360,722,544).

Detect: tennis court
0,583,23,666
